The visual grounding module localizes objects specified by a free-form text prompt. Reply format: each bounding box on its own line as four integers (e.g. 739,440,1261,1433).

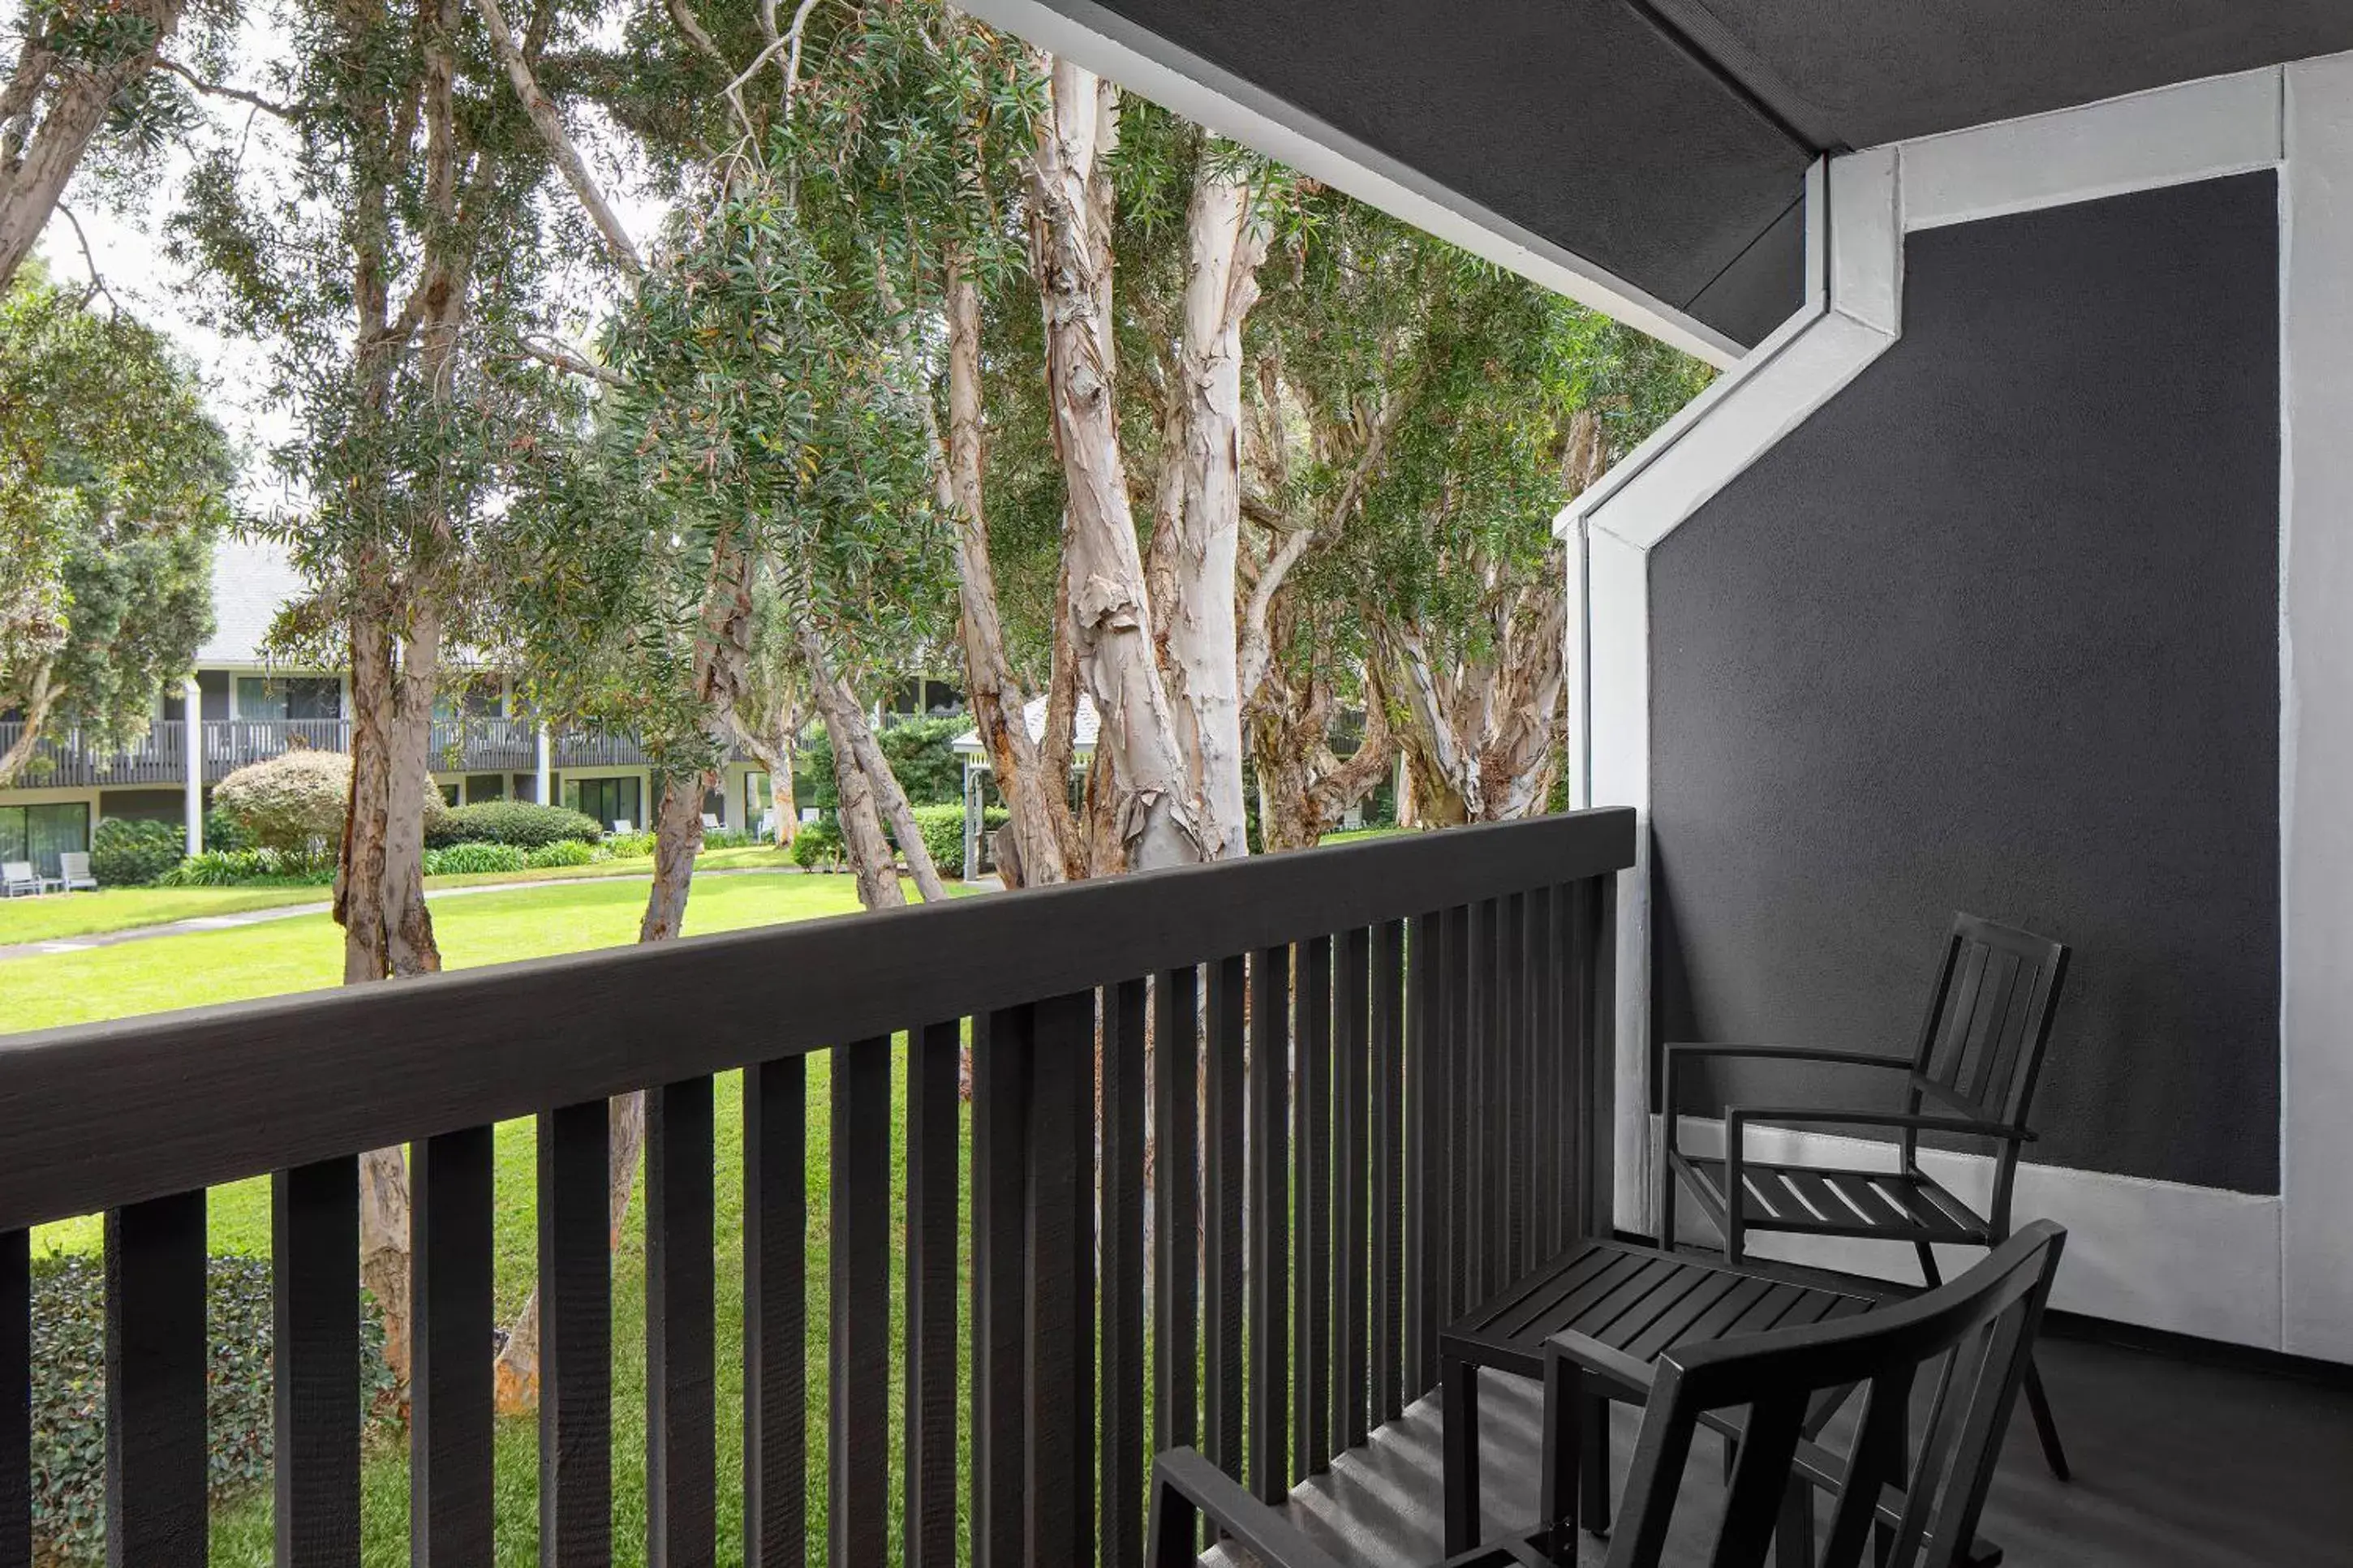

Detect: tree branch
474,0,643,277
56,204,116,314
153,58,303,120
515,333,629,387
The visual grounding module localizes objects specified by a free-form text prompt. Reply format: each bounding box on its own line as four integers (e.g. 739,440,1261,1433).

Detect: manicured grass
0,844,807,946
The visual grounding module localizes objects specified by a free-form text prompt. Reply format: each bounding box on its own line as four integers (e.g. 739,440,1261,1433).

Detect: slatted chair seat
1677,1156,1992,1245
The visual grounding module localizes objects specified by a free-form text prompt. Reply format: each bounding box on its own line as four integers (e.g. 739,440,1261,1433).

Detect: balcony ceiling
1023,0,2353,354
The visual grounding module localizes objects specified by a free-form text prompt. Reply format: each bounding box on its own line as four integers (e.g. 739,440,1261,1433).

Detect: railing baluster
275,1157,361,1568
106,1191,207,1568
1027,992,1095,1564
647,1077,716,1568
1102,978,1148,1568
1502,892,1529,1282
1151,968,1200,1476
904,1024,961,1568
1203,957,1246,1481
1370,919,1404,1422
0,1230,22,1568
1406,910,1440,1396
540,1102,612,1568
744,1059,807,1568
1248,944,1291,1503
1336,926,1370,1454
1528,887,1559,1259
831,1041,891,1567
973,1006,1032,1568
1295,934,1332,1476
413,1130,495,1565
1443,904,1473,1319
1586,878,1620,1239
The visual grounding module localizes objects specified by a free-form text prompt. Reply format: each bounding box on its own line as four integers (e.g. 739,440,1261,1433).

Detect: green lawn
11,866,966,1566
0,844,804,946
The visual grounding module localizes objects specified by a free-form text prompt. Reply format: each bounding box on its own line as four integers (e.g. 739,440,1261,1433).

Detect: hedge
424,799,603,850
895,803,1004,875
800,716,966,810
88,818,182,887
30,1252,395,1562
524,838,597,869
789,818,843,870
422,841,528,876
158,848,335,887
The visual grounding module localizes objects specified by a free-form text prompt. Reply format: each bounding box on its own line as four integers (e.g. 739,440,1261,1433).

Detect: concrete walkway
0,866,997,963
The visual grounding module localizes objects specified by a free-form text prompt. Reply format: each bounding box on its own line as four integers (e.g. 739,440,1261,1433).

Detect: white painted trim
2279,51,2353,1365
1666,1117,2285,1352
957,0,1744,370
1558,54,2335,1352
1899,68,2286,233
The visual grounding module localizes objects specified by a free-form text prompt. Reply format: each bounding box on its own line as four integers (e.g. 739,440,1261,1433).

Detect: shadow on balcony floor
1259,1331,2353,1567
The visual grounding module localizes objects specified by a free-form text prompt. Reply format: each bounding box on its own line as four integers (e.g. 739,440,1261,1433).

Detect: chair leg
1778,1478,1815,1568
2023,1355,2071,1482
1581,1392,1612,1535
1913,1241,1942,1290
1443,1355,1482,1554
1658,1146,1678,1253
1540,1355,1581,1564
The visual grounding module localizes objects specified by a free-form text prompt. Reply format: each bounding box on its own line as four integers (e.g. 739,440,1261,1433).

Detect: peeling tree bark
799,621,948,903
1157,166,1269,861
1028,58,1202,872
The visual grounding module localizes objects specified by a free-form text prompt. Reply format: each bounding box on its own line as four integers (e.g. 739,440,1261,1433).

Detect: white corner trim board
1565,54,2336,1349
1665,1118,2285,1352
2280,51,2353,1366
956,0,1744,370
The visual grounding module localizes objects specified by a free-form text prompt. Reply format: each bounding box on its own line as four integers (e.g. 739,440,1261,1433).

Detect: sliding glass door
0,802,90,879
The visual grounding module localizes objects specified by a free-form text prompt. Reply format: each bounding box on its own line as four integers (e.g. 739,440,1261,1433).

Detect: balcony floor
1263,1329,2353,1566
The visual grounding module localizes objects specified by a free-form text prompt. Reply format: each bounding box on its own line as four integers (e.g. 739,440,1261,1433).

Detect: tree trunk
1028,58,1202,872
0,663,56,788
1158,166,1268,861
798,624,946,902
640,770,712,940
942,258,1074,887
824,699,905,910
0,0,187,294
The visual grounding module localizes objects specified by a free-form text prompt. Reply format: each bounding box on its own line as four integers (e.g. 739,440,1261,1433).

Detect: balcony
0,812,2344,1566
0,718,710,790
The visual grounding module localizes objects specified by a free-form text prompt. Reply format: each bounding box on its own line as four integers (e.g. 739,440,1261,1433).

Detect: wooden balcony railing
0,809,1632,1566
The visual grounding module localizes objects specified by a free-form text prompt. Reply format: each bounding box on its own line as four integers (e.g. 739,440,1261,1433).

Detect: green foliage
29,1252,395,1562
88,818,183,886
789,818,843,870
800,717,966,812
424,799,602,851
158,848,336,887
0,278,227,768
422,841,528,876
202,807,250,852
211,749,351,857
894,803,1004,876
603,829,658,860
523,839,597,870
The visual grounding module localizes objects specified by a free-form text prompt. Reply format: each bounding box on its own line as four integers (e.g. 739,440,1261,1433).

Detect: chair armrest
1148,1450,1346,1568
1661,1046,1913,1152
1726,1108,2035,1143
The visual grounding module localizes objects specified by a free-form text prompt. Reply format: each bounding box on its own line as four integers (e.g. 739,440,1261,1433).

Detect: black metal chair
1146,1222,2067,1568
1659,912,2071,1479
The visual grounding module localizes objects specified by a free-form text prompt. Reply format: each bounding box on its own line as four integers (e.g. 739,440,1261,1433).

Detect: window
235,676,342,721
565,776,642,831
0,802,90,879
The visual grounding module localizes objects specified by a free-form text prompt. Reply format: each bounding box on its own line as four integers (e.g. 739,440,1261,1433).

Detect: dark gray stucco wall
1649,174,2282,1194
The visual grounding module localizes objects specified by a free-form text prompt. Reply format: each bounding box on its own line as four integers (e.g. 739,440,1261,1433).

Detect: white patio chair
55,852,97,892
612,820,632,835
2,861,41,898
701,813,721,831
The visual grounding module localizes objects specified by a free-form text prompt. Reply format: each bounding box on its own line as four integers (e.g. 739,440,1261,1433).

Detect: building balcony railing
0,717,732,790
0,810,1632,1564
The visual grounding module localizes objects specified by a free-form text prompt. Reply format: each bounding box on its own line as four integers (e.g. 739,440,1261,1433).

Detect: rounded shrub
523,839,597,870
424,799,603,851
423,841,528,877
89,818,183,886
789,817,843,870
212,750,353,857
895,803,1005,876
30,1252,396,1562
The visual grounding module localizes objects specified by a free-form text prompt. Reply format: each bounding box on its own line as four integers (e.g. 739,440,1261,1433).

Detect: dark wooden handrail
0,808,1632,1232
0,807,1634,1568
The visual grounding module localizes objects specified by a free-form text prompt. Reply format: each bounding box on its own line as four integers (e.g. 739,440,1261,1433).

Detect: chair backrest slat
1602,1222,2067,1568
1908,915,2069,1130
